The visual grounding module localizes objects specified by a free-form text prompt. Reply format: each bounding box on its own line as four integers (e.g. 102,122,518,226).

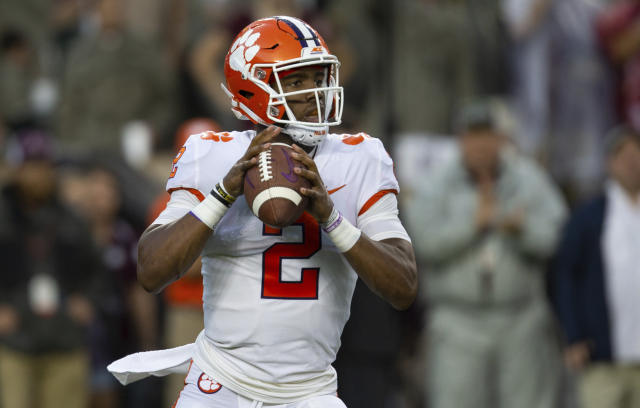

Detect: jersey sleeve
353,136,400,217
166,133,214,200
152,189,202,225
166,131,248,200
357,193,411,242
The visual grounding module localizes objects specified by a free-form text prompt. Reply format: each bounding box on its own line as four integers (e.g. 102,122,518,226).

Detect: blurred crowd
0,0,639,407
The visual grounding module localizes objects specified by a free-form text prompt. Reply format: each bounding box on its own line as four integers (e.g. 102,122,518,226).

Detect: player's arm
137,217,211,293
291,145,418,310
137,127,281,293
343,235,417,311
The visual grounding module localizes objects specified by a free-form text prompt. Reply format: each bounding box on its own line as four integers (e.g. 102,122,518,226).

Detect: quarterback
108,16,417,408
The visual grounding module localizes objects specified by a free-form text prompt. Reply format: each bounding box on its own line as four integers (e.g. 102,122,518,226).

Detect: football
244,142,310,228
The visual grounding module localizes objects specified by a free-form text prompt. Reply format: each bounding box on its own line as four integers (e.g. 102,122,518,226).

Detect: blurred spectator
598,0,640,132
503,0,616,204
502,0,553,158
77,165,159,408
0,0,51,61
392,0,509,138
0,130,104,408
392,0,475,137
50,0,84,61
56,0,175,156
181,22,239,130
547,0,616,203
0,28,39,131
551,125,640,408
467,0,511,96
405,98,566,408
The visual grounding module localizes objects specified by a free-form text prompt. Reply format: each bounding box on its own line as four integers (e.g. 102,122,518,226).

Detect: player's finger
242,143,271,161
299,185,323,197
254,125,281,145
290,145,319,173
240,126,279,161
237,156,258,170
294,167,322,187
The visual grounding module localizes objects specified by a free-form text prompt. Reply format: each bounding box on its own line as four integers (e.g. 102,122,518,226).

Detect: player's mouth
303,107,323,123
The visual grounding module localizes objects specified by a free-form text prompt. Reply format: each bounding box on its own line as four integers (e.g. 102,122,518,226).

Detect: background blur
0,0,637,407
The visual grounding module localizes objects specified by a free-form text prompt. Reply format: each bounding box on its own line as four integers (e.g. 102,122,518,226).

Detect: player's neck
258,126,315,154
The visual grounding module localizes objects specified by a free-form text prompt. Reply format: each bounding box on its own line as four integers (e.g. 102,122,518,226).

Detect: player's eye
282,80,300,90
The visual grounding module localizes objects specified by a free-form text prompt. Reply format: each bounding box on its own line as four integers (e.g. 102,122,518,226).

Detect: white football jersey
165,130,400,401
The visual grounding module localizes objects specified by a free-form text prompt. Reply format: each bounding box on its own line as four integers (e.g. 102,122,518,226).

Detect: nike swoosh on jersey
327,184,346,194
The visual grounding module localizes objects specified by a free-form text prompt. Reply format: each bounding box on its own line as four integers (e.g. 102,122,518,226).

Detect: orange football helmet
221,16,343,146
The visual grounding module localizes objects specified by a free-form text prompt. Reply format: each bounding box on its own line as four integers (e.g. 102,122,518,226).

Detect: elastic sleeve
151,189,202,225
357,193,411,242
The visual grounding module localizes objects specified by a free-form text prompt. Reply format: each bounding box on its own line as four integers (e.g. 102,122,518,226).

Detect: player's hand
222,126,281,197
290,144,333,223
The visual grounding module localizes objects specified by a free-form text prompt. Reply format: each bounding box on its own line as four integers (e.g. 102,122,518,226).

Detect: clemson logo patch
197,373,222,394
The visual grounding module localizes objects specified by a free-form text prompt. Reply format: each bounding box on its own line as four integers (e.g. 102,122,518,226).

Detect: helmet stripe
278,17,307,47
278,17,319,48
300,22,321,46
293,18,320,47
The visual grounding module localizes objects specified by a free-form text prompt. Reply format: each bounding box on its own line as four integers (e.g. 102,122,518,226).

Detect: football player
109,16,417,408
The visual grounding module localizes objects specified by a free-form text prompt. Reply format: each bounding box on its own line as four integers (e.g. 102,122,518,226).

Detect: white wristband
190,194,229,229
326,213,361,252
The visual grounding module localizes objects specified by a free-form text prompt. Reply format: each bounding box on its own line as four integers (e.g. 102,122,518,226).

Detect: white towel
107,343,195,385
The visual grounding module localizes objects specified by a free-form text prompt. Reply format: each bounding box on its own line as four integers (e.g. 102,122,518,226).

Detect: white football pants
173,362,348,408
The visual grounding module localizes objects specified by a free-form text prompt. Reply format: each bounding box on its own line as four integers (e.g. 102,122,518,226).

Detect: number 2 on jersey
261,213,321,299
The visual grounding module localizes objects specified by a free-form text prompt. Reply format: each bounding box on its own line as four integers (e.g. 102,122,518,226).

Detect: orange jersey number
169,146,187,178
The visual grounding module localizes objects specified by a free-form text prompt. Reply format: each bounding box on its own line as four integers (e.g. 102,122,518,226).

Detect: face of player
276,65,328,123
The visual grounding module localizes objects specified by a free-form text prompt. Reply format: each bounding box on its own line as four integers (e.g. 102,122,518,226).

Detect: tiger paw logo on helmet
228,29,261,74
197,373,222,394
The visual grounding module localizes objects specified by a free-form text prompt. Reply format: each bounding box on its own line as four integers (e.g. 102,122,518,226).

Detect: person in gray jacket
406,98,566,408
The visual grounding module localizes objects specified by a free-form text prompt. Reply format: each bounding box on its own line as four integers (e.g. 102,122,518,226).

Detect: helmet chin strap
282,124,329,146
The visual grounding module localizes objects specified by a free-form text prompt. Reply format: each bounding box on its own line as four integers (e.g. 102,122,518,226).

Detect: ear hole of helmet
239,90,254,99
